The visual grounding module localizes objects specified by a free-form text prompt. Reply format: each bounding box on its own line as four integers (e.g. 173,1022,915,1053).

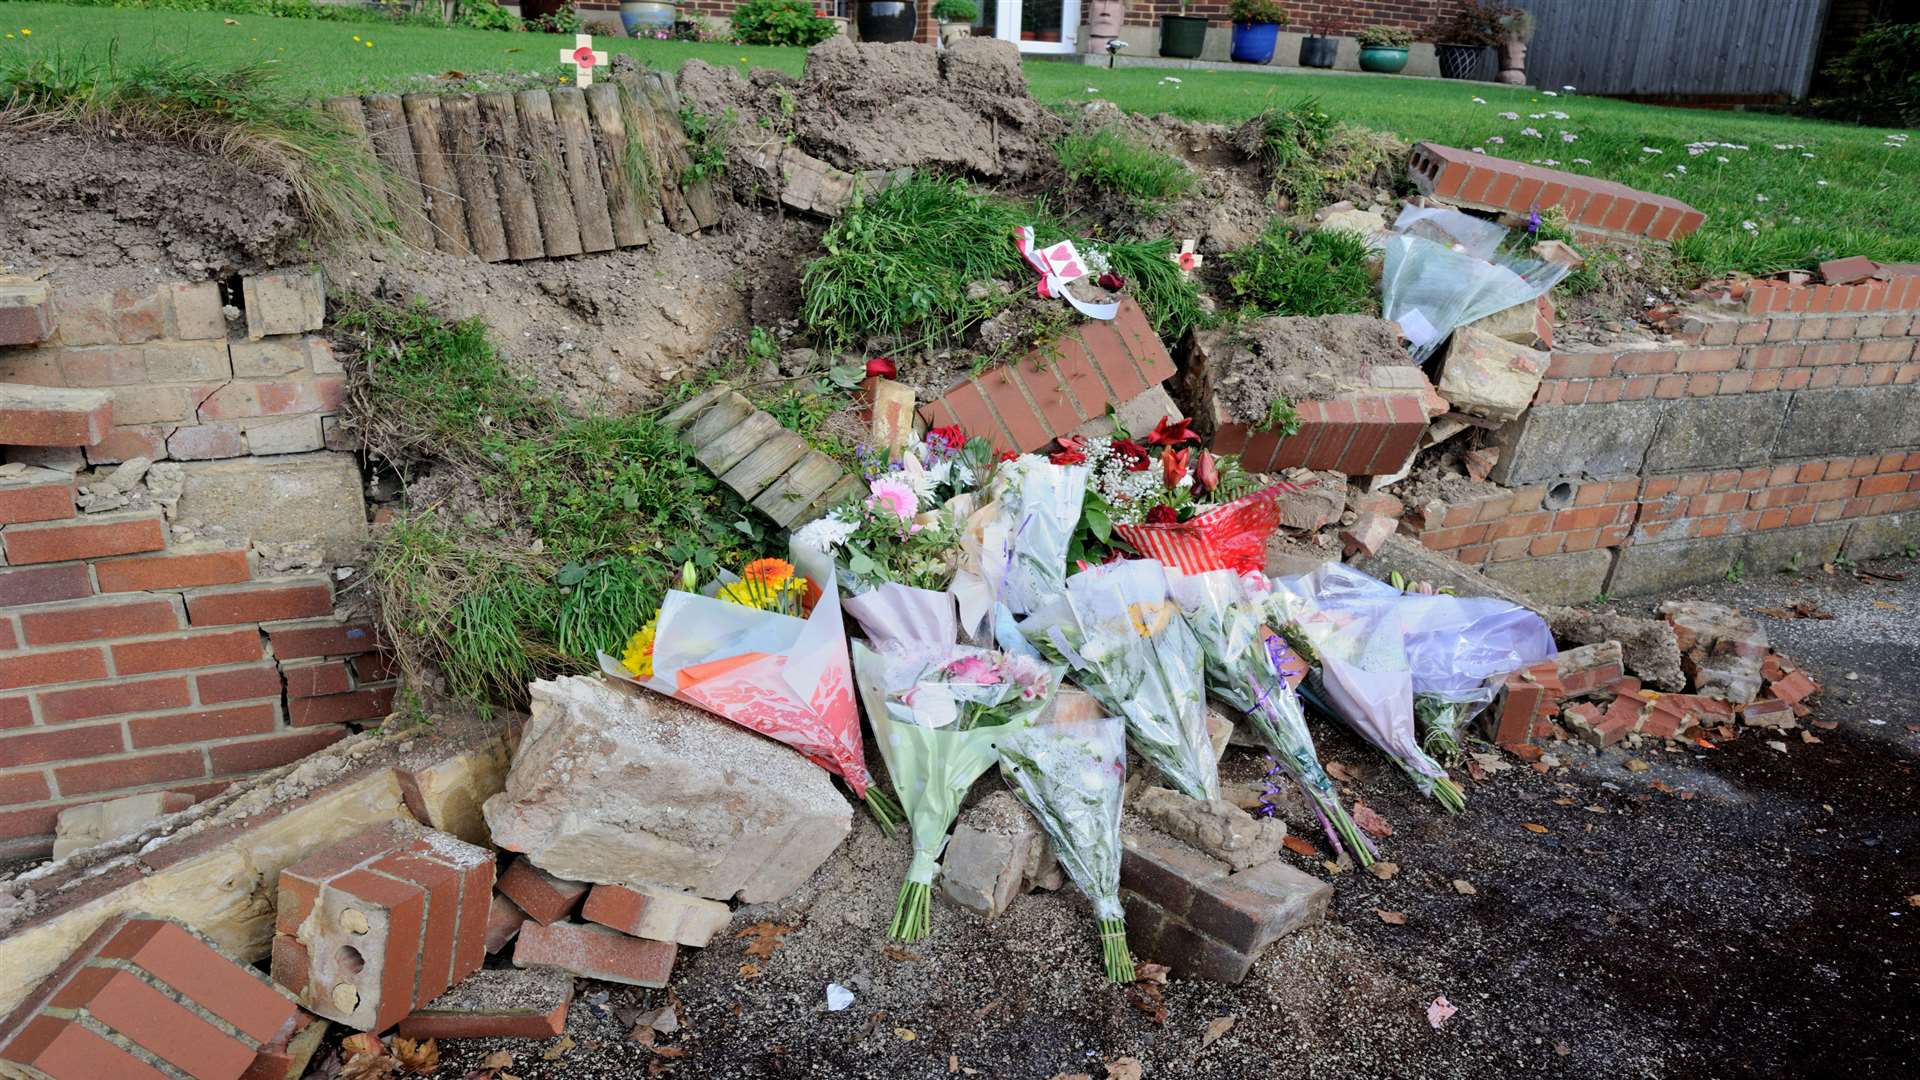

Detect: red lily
1049,449,1087,466
1195,449,1220,494
1162,447,1190,490
866,357,898,379
1145,415,1200,447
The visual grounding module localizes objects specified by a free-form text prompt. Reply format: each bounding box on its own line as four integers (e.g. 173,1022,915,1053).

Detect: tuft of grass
678,104,731,184
1246,97,1407,213
1057,126,1194,213
1102,237,1208,341
1223,221,1378,317
0,43,393,241
1258,397,1301,436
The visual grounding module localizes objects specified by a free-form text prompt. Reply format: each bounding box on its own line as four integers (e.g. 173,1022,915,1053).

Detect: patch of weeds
1057,127,1194,214
1590,592,1613,606
1102,237,1208,340
344,298,753,705
1224,221,1378,317
678,105,732,184
1257,396,1301,436
1787,551,1805,574
0,46,392,242
761,385,856,458
1725,558,1746,584
1246,97,1406,212
1833,553,1857,573
1904,542,1918,559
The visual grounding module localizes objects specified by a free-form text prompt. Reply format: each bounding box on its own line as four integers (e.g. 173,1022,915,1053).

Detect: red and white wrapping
1112,484,1294,575
1014,227,1119,321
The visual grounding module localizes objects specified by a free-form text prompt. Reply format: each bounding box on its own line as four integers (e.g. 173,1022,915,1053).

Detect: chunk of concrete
938,791,1057,919
1775,386,1920,459
1482,549,1614,606
1644,393,1790,470
1606,536,1741,596
1490,401,1666,485
1842,512,1916,560
1438,325,1548,421
52,792,194,860
1132,786,1285,872
1543,606,1685,691
1351,533,1538,608
172,452,367,564
481,677,853,904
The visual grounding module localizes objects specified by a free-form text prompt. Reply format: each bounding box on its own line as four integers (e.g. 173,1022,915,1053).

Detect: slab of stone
172,452,367,564
52,792,194,860
482,676,852,903
1775,386,1920,459
1438,325,1548,421
1491,400,1666,486
1842,512,1915,560
938,790,1056,920
1606,536,1742,596
1133,786,1284,872
1483,549,1614,606
1740,522,1850,576
1644,392,1789,470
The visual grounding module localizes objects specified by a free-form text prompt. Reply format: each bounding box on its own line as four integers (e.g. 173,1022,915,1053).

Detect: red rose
1049,449,1087,465
928,424,966,450
1145,504,1180,525
1113,439,1150,471
1162,447,1190,490
1195,449,1220,494
1098,272,1126,291
866,357,898,379
1146,415,1200,447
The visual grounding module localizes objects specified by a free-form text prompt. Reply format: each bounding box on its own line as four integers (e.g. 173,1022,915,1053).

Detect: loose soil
1203,315,1408,424
0,128,305,288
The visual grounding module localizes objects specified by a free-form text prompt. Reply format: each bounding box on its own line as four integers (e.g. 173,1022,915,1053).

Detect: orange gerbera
741,558,796,586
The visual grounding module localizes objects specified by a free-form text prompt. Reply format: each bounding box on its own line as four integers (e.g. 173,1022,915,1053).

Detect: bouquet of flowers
1268,564,1465,813
600,551,900,832
951,452,1089,636
997,709,1134,981
1169,568,1377,865
1021,558,1219,802
1057,416,1294,574
852,640,1062,941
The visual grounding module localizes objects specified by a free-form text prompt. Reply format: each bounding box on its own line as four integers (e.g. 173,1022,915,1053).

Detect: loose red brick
513,920,677,988
0,473,76,525
94,548,252,593
282,658,352,698
485,893,529,955
396,967,573,1041
17,595,181,646
55,748,206,795
0,646,110,691
99,918,301,1044
2,510,165,565
0,384,114,447
185,577,333,627
0,1016,173,1080
0,563,93,609
582,882,733,947
195,662,284,705
36,674,191,724
46,966,259,1078
113,627,264,675
497,856,591,925
288,686,394,727
208,727,348,776
1768,669,1820,706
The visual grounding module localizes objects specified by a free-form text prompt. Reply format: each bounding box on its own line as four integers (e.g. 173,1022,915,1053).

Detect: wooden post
548,87,618,254
361,94,433,249
319,97,391,222
478,92,545,262
401,93,473,257
644,73,721,230
619,73,695,234
440,94,510,263
514,89,584,259
584,82,651,249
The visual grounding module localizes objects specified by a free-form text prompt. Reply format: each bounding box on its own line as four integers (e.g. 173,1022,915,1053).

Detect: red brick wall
596,0,940,43
598,0,1445,35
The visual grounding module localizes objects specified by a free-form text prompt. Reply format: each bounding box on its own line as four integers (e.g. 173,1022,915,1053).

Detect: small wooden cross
561,33,609,87
1171,238,1203,275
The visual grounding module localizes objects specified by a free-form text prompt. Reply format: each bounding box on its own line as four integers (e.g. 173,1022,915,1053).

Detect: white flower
1521,127,1542,138
1529,112,1546,119
793,513,856,554
1562,85,1576,91
1561,131,1578,143
1816,179,1829,186
1641,146,1663,154
1549,111,1569,120
1716,155,1730,163
1161,76,1182,83
1543,90,1559,96
1801,152,1815,158
1755,193,1769,202
1541,159,1559,166
1485,135,1505,145
1772,143,1790,150
1664,172,1676,180
1499,111,1519,120
1571,157,1591,164
1675,164,1687,173
1085,86,1099,93
1472,96,1487,104
1472,146,1486,154
1741,220,1759,233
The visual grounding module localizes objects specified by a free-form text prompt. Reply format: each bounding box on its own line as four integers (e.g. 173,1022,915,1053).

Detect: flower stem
888,880,931,942
863,787,902,838
1431,774,1467,814
1098,917,1135,982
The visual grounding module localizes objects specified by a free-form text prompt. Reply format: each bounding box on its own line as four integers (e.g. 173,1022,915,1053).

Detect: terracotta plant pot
1498,39,1527,85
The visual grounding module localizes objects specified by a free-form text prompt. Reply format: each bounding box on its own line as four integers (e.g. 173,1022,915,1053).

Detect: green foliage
453,0,521,32
931,0,978,20
1437,1,1507,46
1724,558,1746,584
1258,397,1300,436
1249,96,1401,212
1353,25,1412,49
1821,20,1920,127
1229,0,1287,24
0,46,392,242
526,6,583,34
1525,208,1602,296
729,0,839,46
1056,127,1194,213
30,0,442,28
677,105,732,183
1102,237,1208,340
1224,222,1377,318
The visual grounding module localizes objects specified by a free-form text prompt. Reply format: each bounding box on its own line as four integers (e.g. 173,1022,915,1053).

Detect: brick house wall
0,271,392,857
581,0,1445,37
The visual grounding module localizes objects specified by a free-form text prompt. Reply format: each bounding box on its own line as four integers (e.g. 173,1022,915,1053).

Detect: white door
988,0,1081,55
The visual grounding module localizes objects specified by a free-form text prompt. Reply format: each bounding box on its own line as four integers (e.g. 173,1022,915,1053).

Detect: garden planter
620,0,677,34
1298,34,1337,68
1159,14,1208,58
1358,45,1409,73
939,19,971,46
1229,21,1280,64
1087,0,1124,53
856,0,918,43
1498,39,1527,85
1436,42,1494,80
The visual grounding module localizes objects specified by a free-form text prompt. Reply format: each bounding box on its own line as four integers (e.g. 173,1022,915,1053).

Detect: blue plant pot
1230,21,1280,64
620,1,676,35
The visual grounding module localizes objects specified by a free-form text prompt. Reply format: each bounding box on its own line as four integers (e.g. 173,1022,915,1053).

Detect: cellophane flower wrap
996,708,1134,981
851,640,1062,941
1168,568,1378,865
1268,563,1465,813
1021,558,1219,802
598,547,894,826
952,453,1088,635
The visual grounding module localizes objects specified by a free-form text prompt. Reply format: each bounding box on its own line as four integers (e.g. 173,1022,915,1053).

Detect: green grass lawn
6,0,1918,275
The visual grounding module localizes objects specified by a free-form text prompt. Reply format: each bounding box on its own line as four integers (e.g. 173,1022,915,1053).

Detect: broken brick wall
1407,273,1920,602
0,271,391,858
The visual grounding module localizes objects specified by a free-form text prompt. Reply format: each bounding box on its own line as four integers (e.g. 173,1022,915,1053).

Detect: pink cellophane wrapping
1111,483,1292,575
597,564,871,798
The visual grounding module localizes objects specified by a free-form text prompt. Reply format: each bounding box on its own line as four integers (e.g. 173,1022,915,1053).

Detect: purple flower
1527,209,1541,235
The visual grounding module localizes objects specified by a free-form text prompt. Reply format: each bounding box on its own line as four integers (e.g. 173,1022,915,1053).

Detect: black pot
1299,34,1337,68
856,0,917,44
1159,14,1208,58
1436,42,1494,80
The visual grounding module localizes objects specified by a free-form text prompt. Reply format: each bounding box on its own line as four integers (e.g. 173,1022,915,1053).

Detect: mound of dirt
0,129,304,287
680,36,1066,184
1195,315,1409,424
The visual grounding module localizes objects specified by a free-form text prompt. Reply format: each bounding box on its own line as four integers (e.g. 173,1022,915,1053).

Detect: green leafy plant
1354,25,1412,48
1101,237,1208,340
932,0,979,21
453,0,521,32
1436,1,1506,46
730,0,840,46
1229,0,1288,25
677,105,732,183
1056,127,1194,213
1246,96,1405,212
1724,558,1746,584
1821,20,1920,127
1258,397,1301,436
1224,221,1378,317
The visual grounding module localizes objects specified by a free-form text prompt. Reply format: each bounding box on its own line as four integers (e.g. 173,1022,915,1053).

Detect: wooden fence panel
1512,0,1830,100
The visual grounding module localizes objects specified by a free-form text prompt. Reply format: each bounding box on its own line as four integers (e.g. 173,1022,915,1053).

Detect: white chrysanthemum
793,513,856,554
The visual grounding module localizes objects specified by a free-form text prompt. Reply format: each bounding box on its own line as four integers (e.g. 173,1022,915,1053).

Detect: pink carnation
866,477,917,521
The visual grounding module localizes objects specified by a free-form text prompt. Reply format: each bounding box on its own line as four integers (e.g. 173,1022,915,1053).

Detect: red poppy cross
560,34,609,87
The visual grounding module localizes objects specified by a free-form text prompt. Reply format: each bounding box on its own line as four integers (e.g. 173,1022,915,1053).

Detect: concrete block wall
0,271,390,858
1405,279,1920,601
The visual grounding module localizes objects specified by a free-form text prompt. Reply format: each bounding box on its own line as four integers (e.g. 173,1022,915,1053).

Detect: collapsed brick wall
0,272,389,857
1407,274,1920,602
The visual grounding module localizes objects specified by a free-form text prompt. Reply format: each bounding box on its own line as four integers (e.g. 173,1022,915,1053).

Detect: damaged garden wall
1403,271,1920,601
0,270,390,858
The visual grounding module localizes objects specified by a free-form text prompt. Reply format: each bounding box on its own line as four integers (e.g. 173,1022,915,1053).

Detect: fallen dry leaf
1107,1056,1145,1080
1049,1074,1093,1080
1201,1015,1236,1049
1323,859,1347,876
737,921,795,960
341,1055,399,1080
1522,823,1550,834
1623,757,1651,773
1907,895,1920,908
1584,804,1608,814
1426,996,1457,1029
481,1052,515,1070
1553,797,1576,806
1801,730,1822,744
1368,861,1400,881
542,1035,575,1060
1873,600,1899,610
883,944,923,962
1133,963,1170,986
1282,834,1320,857
895,1028,918,1042
222,16,238,23
652,1045,687,1059
1374,908,1407,925
738,963,761,979
1466,758,1488,782
1352,801,1394,838
1326,760,1359,783
630,1024,658,1047
1555,1040,1572,1057
391,1037,439,1075
342,1035,386,1060
1452,879,1477,895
